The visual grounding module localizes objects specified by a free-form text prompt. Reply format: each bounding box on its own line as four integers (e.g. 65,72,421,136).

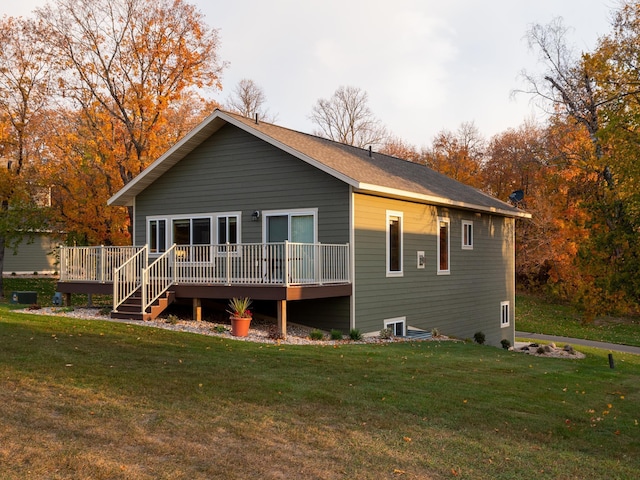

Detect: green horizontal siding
134,124,350,246
354,194,514,346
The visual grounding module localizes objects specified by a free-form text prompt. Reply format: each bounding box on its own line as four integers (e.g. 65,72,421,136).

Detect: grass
517,293,640,347
1,305,639,479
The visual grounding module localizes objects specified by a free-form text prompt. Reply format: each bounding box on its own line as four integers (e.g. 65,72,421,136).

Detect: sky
2,0,614,147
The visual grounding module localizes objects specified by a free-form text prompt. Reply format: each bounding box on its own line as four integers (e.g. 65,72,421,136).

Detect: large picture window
172,217,211,245
437,217,450,274
386,211,403,276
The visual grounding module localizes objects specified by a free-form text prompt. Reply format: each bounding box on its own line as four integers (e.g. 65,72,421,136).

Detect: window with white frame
501,301,510,328
217,215,239,244
172,217,211,245
384,317,406,337
149,219,167,253
386,211,403,276
437,217,450,274
148,213,242,253
462,220,473,250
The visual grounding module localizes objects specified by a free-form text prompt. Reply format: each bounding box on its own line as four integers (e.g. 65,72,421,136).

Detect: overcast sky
2,0,614,147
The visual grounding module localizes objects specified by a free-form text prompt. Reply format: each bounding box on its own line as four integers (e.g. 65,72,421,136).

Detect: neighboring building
3,232,60,275
57,109,529,346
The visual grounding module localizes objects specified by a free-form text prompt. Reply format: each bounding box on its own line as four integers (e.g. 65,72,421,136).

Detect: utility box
10,291,38,304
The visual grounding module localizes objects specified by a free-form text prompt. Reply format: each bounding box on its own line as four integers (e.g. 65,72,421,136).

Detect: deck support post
64,292,72,307
193,298,202,321
277,299,287,339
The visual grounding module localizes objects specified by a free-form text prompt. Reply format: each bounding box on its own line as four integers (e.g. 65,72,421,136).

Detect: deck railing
171,242,350,286
61,242,350,315
59,246,145,283
113,246,148,312
142,245,178,313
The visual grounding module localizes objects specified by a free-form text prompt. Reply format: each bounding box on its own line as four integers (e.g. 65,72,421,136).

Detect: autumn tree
37,0,225,243
225,78,275,122
519,5,640,315
310,85,388,148
423,122,485,189
0,16,53,297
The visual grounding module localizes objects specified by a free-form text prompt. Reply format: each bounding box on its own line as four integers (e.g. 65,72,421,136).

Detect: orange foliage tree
36,0,225,244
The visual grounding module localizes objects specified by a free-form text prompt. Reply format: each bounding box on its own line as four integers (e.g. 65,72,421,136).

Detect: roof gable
109,109,529,218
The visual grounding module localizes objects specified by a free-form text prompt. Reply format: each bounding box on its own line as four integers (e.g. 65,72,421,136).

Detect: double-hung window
437,217,450,274
386,211,403,277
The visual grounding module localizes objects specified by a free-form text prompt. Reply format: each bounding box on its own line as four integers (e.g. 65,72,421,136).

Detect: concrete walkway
516,331,640,355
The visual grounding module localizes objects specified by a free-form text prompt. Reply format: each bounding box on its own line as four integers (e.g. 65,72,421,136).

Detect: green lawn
516,293,640,347
1,306,638,479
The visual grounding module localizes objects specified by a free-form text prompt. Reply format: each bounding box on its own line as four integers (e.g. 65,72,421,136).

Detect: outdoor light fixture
252,210,260,221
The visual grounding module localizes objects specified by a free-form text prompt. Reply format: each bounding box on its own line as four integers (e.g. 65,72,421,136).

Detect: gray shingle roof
109,109,529,218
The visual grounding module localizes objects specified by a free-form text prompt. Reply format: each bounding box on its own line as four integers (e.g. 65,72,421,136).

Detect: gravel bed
16,306,434,345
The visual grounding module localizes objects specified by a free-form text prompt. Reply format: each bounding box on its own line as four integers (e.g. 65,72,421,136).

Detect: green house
57,109,529,346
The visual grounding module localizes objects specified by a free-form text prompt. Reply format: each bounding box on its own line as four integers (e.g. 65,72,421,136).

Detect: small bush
330,329,343,340
500,339,511,350
431,328,440,338
57,306,75,313
28,304,42,311
213,325,228,333
349,328,362,341
167,314,179,325
99,306,112,316
473,331,486,345
379,327,393,339
309,329,324,341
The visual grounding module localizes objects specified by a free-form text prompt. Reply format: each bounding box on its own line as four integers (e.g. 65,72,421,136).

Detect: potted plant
227,297,252,337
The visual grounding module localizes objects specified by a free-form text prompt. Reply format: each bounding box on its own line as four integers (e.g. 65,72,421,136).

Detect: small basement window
384,317,406,336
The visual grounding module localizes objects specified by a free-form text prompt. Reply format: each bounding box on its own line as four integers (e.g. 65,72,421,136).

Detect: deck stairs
111,289,176,321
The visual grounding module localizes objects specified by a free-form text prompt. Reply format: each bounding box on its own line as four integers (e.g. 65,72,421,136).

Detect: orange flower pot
230,316,252,337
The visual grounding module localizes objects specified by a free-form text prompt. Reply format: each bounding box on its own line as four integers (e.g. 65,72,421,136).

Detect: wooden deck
57,244,352,337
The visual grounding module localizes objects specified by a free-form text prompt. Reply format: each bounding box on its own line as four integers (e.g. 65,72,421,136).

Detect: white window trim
384,316,406,337
386,210,403,277
501,301,510,328
145,216,171,256
261,208,318,243
215,212,242,245
462,220,473,250
437,216,450,275
146,212,242,253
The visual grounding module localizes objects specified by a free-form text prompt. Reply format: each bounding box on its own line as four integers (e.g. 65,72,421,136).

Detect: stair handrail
143,244,177,314
113,245,148,313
